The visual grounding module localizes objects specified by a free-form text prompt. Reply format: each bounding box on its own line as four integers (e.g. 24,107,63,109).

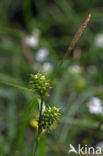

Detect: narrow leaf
0,80,34,93
12,98,37,152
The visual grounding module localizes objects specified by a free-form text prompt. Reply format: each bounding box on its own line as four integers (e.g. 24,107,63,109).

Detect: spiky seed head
30,73,50,96
39,106,61,132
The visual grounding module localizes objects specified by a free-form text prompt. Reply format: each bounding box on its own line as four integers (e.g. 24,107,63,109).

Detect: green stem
40,96,44,119
38,96,44,135
34,135,40,156
34,96,44,156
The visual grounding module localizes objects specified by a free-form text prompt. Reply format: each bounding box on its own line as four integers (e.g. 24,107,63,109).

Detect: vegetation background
0,0,103,155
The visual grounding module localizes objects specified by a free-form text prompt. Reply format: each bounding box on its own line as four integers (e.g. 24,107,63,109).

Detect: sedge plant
30,73,61,155
0,14,91,155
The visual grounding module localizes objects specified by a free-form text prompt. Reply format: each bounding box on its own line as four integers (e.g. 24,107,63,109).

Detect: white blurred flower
42,62,53,74
25,35,38,48
87,97,103,115
35,48,48,62
95,34,103,48
68,65,82,74
24,28,40,48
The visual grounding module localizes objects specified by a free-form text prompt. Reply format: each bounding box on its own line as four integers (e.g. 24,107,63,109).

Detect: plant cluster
30,73,61,134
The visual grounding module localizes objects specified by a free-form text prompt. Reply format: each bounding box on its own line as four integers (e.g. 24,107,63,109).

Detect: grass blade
0,80,34,93
12,98,37,152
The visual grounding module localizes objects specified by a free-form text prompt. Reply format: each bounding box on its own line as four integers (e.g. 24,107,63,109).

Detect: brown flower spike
63,14,91,59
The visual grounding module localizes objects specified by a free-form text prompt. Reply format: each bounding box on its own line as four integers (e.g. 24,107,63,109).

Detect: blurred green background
1,0,103,155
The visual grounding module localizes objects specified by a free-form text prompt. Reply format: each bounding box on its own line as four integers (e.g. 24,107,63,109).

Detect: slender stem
34,135,40,156
34,96,44,156
40,96,44,119
38,96,43,135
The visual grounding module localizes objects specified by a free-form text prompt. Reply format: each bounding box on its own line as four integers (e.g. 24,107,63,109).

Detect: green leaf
37,135,46,156
12,98,38,152
0,80,34,93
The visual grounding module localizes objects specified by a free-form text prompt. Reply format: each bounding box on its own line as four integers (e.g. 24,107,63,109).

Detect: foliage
0,0,103,155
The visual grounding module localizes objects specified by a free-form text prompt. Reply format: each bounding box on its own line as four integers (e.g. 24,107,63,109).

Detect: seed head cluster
30,73,50,96
39,106,61,131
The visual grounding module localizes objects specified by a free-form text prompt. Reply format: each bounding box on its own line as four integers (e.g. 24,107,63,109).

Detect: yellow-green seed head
39,106,61,131
30,73,50,96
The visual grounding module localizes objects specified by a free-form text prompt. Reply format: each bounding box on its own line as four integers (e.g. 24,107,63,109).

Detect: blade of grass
0,80,34,93
22,0,33,29
61,117,103,130
12,98,37,153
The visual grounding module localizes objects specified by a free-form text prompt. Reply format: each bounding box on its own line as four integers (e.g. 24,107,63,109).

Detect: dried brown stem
63,14,91,59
